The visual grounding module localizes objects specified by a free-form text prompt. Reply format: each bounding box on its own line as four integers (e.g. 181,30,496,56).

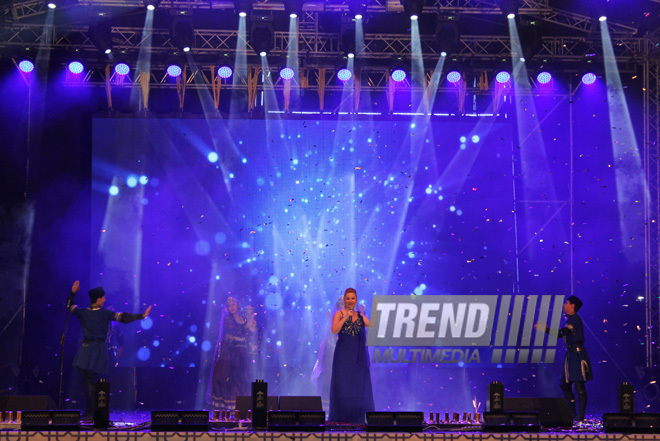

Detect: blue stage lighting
495,71,510,83
536,71,552,84
108,185,119,196
280,67,294,80
338,68,352,82
18,60,34,73
217,65,233,79
68,61,84,74
139,175,149,185
391,69,407,82
126,175,138,187
208,152,219,163
581,72,597,85
114,62,130,76
167,64,183,77
447,71,461,83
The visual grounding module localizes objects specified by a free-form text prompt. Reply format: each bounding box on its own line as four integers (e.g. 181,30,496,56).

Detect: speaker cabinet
267,410,325,431
366,411,424,432
483,411,541,432
21,410,80,431
150,410,209,431
504,397,573,428
603,413,660,433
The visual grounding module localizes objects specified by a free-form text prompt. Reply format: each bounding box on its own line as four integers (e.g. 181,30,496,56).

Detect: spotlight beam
130,8,154,110
410,17,425,110
601,19,648,259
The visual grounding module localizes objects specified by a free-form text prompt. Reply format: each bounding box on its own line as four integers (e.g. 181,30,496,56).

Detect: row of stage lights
16,58,600,86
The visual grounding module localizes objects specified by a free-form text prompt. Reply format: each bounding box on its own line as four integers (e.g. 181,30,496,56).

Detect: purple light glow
495,71,510,84
447,71,461,83
167,64,183,77
68,61,84,75
582,72,597,85
217,65,233,79
337,68,352,82
280,67,295,80
114,63,130,76
391,69,406,82
537,71,552,84
18,60,34,73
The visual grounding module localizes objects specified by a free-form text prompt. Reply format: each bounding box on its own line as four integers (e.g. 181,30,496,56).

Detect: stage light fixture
496,71,511,83
88,21,113,55
499,0,519,18
599,16,607,22
114,62,130,76
433,16,459,56
400,0,424,21
250,20,274,56
447,70,461,83
235,0,251,16
47,2,56,9
340,21,356,59
68,60,84,74
337,68,352,82
143,0,161,10
18,59,35,73
518,22,542,61
581,72,597,85
285,0,303,18
170,16,194,53
279,67,294,80
349,0,367,20
167,64,182,77
217,65,233,79
440,51,447,57
536,71,552,84
348,53,355,59
391,69,407,82
166,56,184,77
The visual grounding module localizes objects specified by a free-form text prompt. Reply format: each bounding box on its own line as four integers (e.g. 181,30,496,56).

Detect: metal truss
0,22,645,63
644,43,660,368
2,0,638,36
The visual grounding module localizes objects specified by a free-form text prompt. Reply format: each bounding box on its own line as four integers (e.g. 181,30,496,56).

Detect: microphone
66,292,75,309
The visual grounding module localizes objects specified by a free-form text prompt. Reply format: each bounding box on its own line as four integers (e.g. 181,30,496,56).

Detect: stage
1,429,659,441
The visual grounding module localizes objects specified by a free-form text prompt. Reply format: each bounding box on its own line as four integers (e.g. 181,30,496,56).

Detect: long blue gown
329,312,375,424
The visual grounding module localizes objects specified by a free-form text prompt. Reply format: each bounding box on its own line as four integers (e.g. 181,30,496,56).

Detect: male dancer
68,280,152,420
538,295,592,421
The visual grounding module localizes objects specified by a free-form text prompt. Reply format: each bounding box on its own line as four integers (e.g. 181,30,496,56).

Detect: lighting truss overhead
68,60,84,74
217,65,233,79
499,0,519,18
581,72,597,85
446,70,461,83
171,16,194,52
18,59,35,73
536,71,552,84
400,0,424,20
114,62,130,76
279,67,294,80
391,69,406,82
495,71,511,83
337,68,352,82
